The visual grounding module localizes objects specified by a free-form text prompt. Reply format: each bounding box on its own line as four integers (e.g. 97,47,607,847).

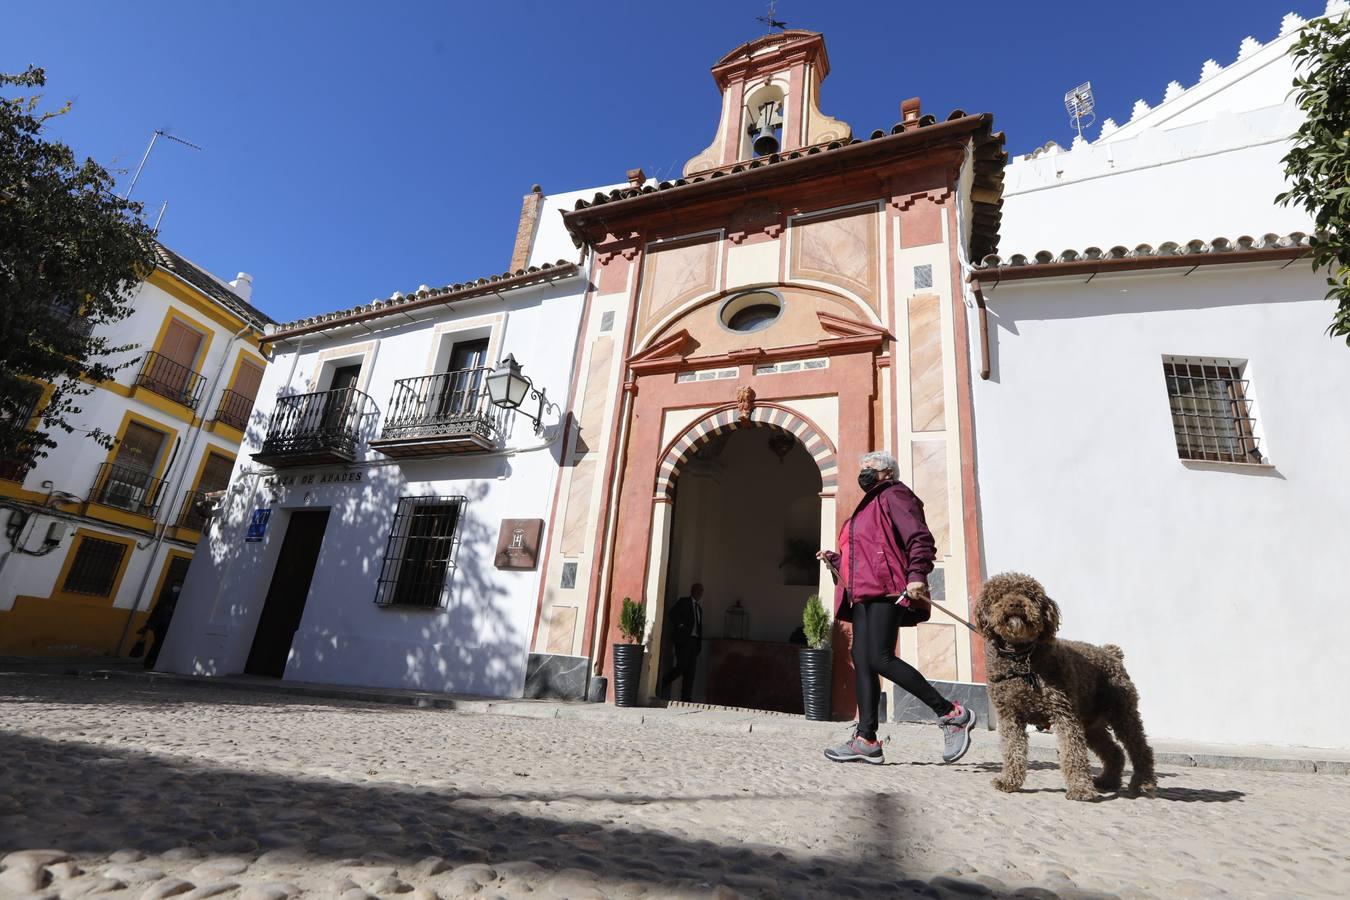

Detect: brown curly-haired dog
977,573,1156,801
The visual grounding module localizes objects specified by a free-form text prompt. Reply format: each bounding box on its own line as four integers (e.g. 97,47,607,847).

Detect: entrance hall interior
659,424,822,712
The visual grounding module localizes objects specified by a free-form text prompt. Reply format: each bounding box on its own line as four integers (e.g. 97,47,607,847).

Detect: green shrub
802,594,830,650
618,597,645,644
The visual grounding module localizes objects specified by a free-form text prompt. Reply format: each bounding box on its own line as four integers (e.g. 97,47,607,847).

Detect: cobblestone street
1,674,1347,899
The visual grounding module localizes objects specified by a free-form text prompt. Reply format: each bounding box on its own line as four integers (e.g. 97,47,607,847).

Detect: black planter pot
799,647,832,721
612,644,645,707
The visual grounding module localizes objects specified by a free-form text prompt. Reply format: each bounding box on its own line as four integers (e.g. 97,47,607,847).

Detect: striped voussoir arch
654,404,839,498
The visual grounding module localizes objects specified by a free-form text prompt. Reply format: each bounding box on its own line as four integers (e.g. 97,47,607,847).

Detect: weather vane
757,0,788,31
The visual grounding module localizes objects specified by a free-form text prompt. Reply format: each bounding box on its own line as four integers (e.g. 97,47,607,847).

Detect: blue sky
5,1,1323,324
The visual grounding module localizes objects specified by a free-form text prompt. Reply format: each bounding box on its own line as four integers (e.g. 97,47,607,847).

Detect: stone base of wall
523,653,590,701
891,680,995,730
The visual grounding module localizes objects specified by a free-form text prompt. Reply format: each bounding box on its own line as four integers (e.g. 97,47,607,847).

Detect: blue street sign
245,508,272,542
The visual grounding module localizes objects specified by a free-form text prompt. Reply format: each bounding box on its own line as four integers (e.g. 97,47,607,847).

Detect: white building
157,199,591,699
1,245,271,657
967,6,1350,748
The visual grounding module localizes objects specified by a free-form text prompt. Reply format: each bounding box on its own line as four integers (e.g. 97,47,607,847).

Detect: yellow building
0,243,272,658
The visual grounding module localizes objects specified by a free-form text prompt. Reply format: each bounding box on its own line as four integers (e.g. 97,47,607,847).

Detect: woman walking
818,450,975,765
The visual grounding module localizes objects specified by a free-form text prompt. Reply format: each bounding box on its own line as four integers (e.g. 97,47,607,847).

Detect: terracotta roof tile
153,242,275,329
564,111,1007,259
267,260,579,342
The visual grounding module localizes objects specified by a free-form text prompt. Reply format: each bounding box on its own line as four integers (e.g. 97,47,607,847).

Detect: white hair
860,450,897,472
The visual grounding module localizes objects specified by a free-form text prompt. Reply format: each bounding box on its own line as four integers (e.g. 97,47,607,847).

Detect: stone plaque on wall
494,519,544,570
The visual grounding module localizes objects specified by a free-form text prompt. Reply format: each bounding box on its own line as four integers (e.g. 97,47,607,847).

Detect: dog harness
989,641,1042,691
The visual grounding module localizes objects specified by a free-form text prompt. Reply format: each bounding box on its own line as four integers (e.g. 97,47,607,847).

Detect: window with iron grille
1162,357,1263,463
374,496,467,608
62,536,128,597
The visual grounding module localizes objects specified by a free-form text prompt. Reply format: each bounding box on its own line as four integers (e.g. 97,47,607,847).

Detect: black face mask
858,469,884,491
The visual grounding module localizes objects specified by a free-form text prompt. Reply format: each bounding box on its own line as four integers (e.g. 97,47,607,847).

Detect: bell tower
683,30,851,176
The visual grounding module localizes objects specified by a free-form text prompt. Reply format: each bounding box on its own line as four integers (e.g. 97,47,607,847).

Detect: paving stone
108,850,147,864
414,856,451,877
0,865,50,893
140,878,196,899
240,882,299,900
47,860,83,880
369,874,413,894
159,848,203,863
103,865,166,884
182,884,241,900
190,858,252,880
3,849,72,870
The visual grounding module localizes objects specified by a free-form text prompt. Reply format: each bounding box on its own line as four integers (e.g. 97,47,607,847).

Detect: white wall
158,275,587,697
969,263,1350,748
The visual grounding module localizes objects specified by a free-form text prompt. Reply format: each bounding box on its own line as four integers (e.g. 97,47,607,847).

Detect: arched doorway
646,404,838,712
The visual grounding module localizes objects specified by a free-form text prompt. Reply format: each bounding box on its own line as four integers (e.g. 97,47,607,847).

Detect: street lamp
486,353,554,435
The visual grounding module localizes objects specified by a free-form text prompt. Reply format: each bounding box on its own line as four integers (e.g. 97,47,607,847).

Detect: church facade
525,31,1005,719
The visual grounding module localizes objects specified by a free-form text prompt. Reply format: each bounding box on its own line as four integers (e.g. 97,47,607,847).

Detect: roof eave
263,262,581,345
561,113,1002,246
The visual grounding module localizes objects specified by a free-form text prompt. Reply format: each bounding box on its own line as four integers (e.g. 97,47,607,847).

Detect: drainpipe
971,283,991,380
114,322,254,657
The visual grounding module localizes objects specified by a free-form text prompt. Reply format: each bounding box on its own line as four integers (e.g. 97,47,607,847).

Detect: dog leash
822,558,979,633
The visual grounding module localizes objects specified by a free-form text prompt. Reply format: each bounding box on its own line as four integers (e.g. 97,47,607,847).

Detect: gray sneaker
824,730,884,765
939,703,975,763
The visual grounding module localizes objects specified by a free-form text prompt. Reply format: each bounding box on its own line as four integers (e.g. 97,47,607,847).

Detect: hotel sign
495,518,544,570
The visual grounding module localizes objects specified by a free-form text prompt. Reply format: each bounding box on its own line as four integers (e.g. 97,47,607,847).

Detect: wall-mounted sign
494,518,544,570
245,508,272,542
265,469,364,488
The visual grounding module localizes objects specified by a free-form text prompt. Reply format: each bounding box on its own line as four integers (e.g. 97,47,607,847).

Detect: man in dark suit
660,583,704,702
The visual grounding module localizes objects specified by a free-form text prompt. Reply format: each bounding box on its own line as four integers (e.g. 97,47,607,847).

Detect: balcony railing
135,351,206,410
369,368,507,458
252,386,375,468
176,489,216,532
213,388,255,431
89,462,165,517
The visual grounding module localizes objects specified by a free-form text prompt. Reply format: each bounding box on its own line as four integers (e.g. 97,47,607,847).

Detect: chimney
626,168,646,189
901,97,922,125
230,272,254,302
508,184,545,273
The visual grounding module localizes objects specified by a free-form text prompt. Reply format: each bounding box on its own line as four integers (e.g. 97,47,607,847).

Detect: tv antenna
757,0,788,31
122,129,203,201
1064,82,1096,141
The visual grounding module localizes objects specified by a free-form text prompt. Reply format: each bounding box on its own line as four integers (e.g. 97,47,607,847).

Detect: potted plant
612,597,646,707
799,594,832,721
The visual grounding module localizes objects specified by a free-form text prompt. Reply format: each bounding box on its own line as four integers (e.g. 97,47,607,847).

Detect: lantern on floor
724,599,749,640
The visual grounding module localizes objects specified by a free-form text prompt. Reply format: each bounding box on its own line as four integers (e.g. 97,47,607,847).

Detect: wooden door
197,452,234,494
183,452,234,530
107,422,166,509
234,360,264,402
149,320,204,400
442,339,489,417
245,510,330,677
322,364,362,431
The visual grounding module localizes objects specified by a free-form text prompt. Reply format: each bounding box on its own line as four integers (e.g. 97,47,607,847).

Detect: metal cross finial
757,0,788,30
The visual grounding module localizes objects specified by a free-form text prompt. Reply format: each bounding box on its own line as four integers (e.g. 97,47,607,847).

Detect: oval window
719,290,783,333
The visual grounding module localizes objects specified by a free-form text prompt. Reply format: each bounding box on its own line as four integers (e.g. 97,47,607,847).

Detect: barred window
374,496,466,608
62,536,128,596
1162,357,1262,463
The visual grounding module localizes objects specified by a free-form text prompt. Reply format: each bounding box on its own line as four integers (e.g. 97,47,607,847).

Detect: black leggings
852,598,954,739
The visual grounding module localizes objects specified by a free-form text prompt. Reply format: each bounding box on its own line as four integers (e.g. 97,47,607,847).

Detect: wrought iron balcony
252,386,375,468
135,351,206,410
213,388,255,431
89,462,164,517
369,368,507,458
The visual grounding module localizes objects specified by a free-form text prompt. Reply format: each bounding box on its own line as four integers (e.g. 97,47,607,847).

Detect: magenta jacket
823,480,937,623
